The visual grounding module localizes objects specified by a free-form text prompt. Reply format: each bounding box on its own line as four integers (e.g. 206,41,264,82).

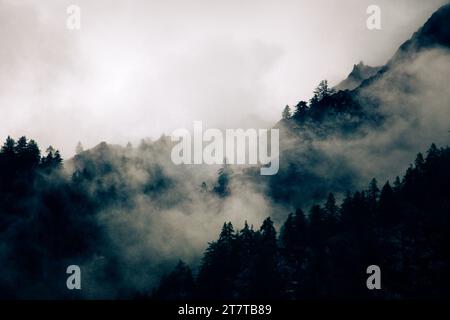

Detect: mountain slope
334,61,382,91
268,3,450,209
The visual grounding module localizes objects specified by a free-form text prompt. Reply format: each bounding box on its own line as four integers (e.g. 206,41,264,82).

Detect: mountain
334,61,382,91
389,2,450,64
159,5,450,300
157,144,450,300
269,3,450,209
1,3,450,300
335,3,450,94
357,2,450,89
64,5,450,213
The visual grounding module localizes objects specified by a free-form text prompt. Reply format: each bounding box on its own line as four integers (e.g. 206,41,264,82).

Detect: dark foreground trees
1,135,450,299
155,144,450,299
0,136,99,298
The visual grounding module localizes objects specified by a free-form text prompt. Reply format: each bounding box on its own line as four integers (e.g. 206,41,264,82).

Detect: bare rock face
334,61,382,92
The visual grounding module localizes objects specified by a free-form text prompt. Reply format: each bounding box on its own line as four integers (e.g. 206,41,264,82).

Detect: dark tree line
154,144,450,299
0,136,60,191
281,79,384,136
267,80,385,210
1,135,450,299
0,136,99,298
0,135,200,298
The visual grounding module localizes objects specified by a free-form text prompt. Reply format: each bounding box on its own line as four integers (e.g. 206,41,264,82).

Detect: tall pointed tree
282,105,292,120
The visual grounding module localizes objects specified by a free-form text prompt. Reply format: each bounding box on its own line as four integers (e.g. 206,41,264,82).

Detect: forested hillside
1,3,450,300
155,144,450,299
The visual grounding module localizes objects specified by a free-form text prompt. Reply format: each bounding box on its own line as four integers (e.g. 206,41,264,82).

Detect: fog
313,48,450,187
1,1,450,298
75,46,450,297
0,0,447,158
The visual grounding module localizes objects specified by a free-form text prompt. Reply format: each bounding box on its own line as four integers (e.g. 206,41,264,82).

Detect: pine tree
1,136,15,157
25,140,41,167
426,143,440,164
218,222,235,243
378,182,397,227
293,101,308,120
16,137,29,170
237,221,256,257
260,218,277,252
282,105,292,120
196,222,237,299
40,146,63,171
415,153,425,171
154,260,195,300
0,137,17,185
53,150,63,168
279,208,308,298
309,80,334,107
367,178,380,204
76,142,84,154
280,208,307,255
324,193,339,234
16,136,28,155
214,161,232,197
309,205,326,247
393,176,402,191
248,217,281,299
324,193,339,220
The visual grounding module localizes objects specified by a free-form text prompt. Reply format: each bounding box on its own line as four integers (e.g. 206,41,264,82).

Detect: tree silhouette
213,161,232,197
293,101,308,120
175,144,450,299
196,222,238,299
153,260,195,300
3,133,450,300
309,80,334,107
76,142,84,154
282,105,292,120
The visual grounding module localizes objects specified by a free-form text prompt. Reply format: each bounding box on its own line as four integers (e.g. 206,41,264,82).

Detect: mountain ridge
334,61,382,91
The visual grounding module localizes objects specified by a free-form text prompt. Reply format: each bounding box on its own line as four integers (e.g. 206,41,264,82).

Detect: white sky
0,0,447,157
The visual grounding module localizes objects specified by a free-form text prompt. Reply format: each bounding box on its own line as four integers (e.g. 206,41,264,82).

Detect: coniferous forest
1,136,450,299
1,2,450,301
154,144,450,300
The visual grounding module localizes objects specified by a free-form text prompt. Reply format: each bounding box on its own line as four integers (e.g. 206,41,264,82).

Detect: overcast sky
0,0,447,157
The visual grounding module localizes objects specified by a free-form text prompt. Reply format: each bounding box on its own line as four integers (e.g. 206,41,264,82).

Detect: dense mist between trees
1,3,450,300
